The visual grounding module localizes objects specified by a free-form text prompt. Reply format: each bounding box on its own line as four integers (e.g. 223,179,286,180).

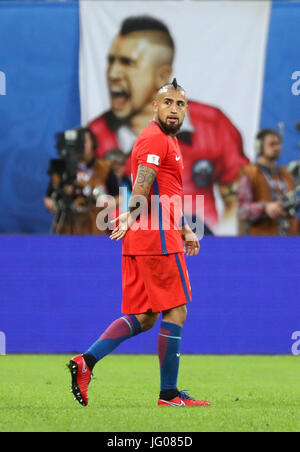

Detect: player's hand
110,211,133,241
181,225,200,256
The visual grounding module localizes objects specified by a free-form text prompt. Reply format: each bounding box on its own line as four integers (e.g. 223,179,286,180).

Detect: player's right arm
133,164,157,198
110,164,157,241
110,132,166,241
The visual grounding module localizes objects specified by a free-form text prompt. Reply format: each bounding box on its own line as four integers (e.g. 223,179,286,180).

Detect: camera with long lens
286,122,300,186
282,186,300,217
47,128,87,210
284,121,300,217
47,128,97,233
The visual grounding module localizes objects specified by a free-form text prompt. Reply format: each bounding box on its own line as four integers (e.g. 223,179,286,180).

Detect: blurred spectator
238,129,299,236
44,128,119,234
105,148,132,192
105,148,132,213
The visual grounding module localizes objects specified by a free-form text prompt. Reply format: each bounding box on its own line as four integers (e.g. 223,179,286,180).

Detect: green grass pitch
0,354,299,432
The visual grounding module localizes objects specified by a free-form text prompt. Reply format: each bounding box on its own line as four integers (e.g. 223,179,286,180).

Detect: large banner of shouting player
79,0,271,235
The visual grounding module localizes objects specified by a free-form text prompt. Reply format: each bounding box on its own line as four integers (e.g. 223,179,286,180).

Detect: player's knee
176,305,188,326
136,312,159,332
181,305,188,323
162,304,187,327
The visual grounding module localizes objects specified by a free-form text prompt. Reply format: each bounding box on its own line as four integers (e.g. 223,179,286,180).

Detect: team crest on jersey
147,154,160,166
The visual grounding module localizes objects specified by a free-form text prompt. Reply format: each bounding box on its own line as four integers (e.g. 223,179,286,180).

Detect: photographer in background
104,148,132,213
238,129,299,236
44,127,119,234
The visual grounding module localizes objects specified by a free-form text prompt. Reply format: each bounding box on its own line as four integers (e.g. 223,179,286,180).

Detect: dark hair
80,127,98,151
105,148,127,165
255,128,282,156
256,128,282,143
120,15,174,49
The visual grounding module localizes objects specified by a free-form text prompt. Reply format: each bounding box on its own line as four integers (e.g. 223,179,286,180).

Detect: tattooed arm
110,165,157,241
128,165,156,213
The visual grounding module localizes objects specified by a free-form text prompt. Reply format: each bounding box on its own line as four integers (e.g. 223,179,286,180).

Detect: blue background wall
0,1,300,233
260,2,300,165
1,237,299,354
0,1,80,233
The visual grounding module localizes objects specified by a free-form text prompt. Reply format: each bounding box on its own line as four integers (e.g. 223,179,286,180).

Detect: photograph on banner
79,0,270,235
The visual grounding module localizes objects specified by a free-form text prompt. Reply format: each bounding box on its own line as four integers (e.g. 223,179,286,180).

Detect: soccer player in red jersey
68,79,210,408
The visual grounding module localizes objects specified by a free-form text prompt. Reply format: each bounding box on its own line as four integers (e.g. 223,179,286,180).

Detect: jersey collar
149,120,160,127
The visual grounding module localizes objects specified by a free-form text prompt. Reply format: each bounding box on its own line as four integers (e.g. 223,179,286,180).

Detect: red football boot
68,354,92,406
158,390,210,407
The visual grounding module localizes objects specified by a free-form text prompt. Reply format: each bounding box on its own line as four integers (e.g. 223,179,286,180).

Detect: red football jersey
122,121,184,256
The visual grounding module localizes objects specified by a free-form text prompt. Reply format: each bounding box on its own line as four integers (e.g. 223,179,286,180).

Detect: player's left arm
180,217,200,257
110,165,157,241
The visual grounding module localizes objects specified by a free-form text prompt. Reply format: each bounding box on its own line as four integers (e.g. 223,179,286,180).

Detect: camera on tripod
286,122,300,183
47,128,88,209
47,127,97,233
284,121,300,216
48,128,85,185
282,186,300,217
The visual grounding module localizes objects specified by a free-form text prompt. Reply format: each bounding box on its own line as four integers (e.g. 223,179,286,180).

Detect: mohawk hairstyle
120,15,174,50
158,78,185,94
172,78,178,89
